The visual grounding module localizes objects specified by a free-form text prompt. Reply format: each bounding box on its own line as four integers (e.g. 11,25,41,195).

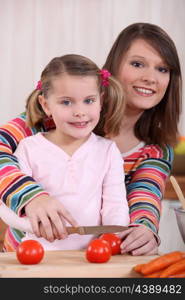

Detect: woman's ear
38,95,51,117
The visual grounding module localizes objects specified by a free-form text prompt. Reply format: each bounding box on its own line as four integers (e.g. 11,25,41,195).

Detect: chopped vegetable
140,251,185,275
169,273,185,278
133,263,145,273
159,258,185,278
144,271,162,278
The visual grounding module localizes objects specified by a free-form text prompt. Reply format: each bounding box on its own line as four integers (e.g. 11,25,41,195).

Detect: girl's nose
73,111,85,117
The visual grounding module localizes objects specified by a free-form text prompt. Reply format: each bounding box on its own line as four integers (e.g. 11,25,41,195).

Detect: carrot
140,251,185,275
159,258,185,278
133,263,146,273
144,271,162,278
169,273,185,278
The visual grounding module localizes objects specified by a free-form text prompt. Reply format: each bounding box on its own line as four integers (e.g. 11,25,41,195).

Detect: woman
0,23,182,254
102,22,181,255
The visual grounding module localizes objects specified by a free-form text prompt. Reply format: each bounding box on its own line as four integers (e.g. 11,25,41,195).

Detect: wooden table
0,250,157,278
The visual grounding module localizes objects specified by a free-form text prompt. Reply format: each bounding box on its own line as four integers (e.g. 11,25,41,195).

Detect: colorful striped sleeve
125,144,173,235
0,113,49,216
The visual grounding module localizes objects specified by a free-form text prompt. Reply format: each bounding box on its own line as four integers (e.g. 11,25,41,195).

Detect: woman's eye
131,61,143,68
84,98,95,104
158,66,169,73
61,100,71,106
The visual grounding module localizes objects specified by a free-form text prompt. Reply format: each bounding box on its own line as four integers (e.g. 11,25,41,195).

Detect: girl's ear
38,95,51,117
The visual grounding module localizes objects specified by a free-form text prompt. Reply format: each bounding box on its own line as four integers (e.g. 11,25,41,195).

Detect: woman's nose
141,69,157,84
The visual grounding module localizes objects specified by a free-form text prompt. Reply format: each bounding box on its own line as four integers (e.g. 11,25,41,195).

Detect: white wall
0,0,185,134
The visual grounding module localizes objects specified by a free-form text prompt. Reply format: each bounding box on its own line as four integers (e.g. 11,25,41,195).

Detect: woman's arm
128,145,173,233
0,113,48,215
120,144,173,255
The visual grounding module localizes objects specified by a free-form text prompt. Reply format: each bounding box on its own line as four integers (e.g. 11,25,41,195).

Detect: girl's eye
84,98,95,104
61,100,72,106
158,66,169,73
130,61,143,68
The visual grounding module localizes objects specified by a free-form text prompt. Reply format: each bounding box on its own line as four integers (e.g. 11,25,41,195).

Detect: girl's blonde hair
26,54,124,137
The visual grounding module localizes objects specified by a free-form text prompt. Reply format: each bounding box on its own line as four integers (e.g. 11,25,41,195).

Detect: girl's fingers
58,206,79,227
28,214,41,237
48,211,68,239
39,223,48,240
52,223,61,240
38,214,55,242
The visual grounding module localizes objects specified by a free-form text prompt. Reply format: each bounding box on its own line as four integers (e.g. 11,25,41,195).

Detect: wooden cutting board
0,250,158,278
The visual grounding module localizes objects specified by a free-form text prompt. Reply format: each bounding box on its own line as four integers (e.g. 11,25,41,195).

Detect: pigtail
94,76,125,137
26,89,46,129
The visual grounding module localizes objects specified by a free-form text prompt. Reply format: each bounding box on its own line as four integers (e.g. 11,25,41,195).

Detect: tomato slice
86,239,111,263
16,240,44,265
99,233,121,255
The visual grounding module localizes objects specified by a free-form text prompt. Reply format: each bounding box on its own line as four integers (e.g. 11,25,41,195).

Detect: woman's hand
25,195,78,242
119,225,158,256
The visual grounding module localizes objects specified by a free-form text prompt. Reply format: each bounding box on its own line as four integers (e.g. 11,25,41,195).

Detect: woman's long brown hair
103,23,182,147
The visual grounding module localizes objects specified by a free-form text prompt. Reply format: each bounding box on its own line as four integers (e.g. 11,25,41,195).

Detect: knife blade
66,225,129,235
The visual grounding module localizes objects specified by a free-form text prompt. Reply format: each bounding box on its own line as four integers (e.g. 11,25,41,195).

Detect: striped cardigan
0,113,173,251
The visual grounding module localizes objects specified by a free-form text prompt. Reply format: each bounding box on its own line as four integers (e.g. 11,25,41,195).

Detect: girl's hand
25,195,78,242
39,221,64,241
119,225,158,256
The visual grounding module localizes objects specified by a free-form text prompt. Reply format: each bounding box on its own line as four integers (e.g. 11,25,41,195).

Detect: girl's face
39,74,101,142
117,39,170,113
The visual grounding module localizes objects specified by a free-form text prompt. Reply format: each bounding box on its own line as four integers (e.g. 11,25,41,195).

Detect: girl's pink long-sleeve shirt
13,132,129,250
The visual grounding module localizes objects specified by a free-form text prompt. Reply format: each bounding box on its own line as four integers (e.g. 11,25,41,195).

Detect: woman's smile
133,86,156,96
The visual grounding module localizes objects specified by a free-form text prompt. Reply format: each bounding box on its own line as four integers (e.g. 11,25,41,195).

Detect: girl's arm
0,113,49,215
0,200,32,233
0,114,77,243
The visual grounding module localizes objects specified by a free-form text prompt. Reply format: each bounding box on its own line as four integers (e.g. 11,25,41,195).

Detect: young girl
0,54,129,250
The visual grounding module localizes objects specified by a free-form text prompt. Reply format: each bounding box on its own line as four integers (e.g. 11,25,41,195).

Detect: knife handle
66,227,85,235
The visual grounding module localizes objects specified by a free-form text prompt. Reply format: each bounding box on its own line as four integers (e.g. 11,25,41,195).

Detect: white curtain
0,0,185,134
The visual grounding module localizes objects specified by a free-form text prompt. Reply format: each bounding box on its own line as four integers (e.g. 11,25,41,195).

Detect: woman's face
117,39,170,113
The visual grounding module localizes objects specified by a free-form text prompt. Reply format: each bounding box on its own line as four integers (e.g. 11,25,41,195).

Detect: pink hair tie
100,69,111,86
36,80,42,90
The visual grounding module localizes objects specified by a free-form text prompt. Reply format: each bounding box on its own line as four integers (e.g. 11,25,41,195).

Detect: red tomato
16,240,44,265
99,233,121,255
86,239,111,263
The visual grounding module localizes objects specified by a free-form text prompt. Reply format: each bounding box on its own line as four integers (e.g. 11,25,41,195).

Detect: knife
65,225,129,235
